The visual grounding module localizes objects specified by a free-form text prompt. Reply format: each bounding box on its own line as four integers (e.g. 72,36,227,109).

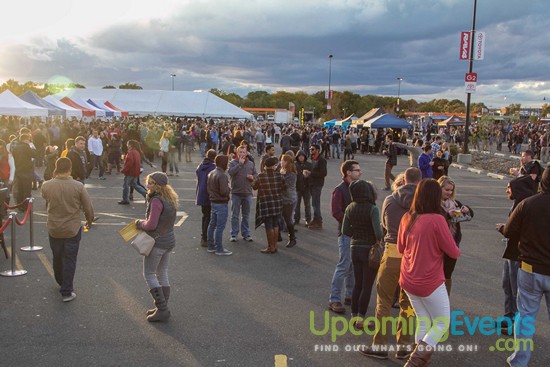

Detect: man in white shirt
88,130,105,180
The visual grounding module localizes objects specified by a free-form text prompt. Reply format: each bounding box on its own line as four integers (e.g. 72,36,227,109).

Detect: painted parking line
274,354,287,367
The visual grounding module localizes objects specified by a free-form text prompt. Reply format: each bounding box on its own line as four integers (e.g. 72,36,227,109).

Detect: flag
289,102,295,116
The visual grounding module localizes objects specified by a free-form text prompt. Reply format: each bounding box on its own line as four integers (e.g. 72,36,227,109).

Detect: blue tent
87,99,114,117
19,91,65,116
365,114,413,129
323,119,338,127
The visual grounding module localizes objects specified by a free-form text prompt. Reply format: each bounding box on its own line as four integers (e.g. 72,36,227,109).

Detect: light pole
343,108,346,118
396,77,404,113
327,55,333,110
313,107,316,123
170,74,176,91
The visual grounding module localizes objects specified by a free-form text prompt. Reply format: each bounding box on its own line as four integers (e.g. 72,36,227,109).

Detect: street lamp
327,55,333,109
343,108,346,118
396,77,404,113
170,74,176,91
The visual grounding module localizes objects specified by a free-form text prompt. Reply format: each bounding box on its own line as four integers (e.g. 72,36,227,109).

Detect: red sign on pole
459,31,471,60
465,72,477,82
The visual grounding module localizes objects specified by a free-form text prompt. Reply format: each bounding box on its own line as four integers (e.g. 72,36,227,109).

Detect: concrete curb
487,173,506,180
467,168,483,174
451,163,465,169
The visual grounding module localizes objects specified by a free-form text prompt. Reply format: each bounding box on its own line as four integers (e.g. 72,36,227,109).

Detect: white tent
54,89,252,119
0,90,49,117
43,96,83,118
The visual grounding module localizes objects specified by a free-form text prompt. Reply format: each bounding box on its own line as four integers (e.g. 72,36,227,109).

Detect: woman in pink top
397,179,460,367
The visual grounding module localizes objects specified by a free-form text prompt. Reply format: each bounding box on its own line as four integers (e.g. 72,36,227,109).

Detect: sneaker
207,248,216,253
118,201,130,205
328,302,346,314
99,177,106,180
243,236,253,242
229,237,237,242
62,292,77,302
215,249,233,256
358,345,389,359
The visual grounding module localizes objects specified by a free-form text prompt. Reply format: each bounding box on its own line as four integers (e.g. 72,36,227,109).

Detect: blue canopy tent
19,91,65,116
87,99,114,117
364,114,413,129
323,119,338,128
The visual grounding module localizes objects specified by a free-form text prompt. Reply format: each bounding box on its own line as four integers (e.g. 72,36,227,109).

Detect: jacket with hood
499,175,538,260
295,150,312,193
195,157,216,206
342,180,383,247
381,183,417,245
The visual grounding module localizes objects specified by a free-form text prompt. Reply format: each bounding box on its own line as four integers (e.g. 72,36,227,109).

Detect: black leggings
351,246,378,316
444,254,457,279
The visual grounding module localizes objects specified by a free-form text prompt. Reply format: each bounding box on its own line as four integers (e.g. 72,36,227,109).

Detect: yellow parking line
274,354,287,367
36,252,55,280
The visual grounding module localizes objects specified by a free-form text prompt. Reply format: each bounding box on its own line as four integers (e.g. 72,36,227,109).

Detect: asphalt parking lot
1,150,548,367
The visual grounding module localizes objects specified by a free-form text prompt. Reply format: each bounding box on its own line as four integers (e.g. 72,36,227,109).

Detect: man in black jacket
11,134,36,210
307,144,327,229
66,136,89,183
502,168,550,367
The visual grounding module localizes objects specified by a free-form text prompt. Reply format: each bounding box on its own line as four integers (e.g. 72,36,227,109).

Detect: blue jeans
331,143,340,158
329,235,354,303
200,142,207,157
168,151,179,173
122,175,147,202
231,194,252,238
49,228,82,296
503,259,520,318
508,269,550,367
208,203,228,252
143,246,171,289
309,185,323,222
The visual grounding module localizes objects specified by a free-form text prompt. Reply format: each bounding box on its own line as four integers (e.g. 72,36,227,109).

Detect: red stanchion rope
14,200,32,226
3,197,29,210
0,215,12,234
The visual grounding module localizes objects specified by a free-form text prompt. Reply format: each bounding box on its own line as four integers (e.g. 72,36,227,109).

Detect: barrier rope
13,200,32,226
0,215,12,259
3,197,30,210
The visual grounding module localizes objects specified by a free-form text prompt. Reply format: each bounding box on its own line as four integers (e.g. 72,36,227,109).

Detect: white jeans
405,283,450,347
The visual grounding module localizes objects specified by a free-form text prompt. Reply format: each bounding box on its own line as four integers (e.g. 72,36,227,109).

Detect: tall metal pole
396,77,403,113
327,55,333,110
170,74,176,91
463,0,477,154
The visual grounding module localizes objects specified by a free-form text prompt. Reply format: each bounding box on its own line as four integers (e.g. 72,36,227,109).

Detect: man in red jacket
119,140,147,205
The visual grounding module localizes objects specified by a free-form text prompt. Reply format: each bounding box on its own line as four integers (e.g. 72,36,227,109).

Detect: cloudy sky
1,0,549,108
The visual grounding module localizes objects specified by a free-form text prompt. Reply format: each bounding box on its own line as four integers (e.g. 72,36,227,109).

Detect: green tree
103,85,116,89
119,82,143,90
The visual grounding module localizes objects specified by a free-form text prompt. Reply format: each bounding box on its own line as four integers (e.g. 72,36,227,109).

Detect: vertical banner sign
301,108,305,125
465,72,478,93
474,32,485,60
459,31,471,60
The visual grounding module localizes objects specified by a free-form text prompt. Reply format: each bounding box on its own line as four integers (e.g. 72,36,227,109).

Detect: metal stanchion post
21,198,43,252
1,212,27,277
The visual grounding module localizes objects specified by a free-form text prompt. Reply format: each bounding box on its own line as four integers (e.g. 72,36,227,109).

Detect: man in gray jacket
228,145,257,242
360,167,421,360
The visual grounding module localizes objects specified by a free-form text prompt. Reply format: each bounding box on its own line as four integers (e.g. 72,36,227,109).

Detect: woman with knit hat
135,171,178,322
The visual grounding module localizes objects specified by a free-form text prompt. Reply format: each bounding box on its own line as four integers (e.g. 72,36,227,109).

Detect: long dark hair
407,178,443,232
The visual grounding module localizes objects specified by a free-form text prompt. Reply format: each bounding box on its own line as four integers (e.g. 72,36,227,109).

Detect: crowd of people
0,114,548,366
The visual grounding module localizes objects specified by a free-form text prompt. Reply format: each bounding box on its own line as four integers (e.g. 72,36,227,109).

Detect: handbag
130,218,173,256
368,241,384,270
131,231,156,256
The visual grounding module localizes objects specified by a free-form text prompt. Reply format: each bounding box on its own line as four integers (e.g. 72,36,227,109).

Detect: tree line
2,79,548,120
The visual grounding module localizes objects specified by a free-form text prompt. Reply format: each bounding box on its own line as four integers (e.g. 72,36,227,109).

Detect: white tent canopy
54,89,252,119
0,90,49,117
43,96,83,118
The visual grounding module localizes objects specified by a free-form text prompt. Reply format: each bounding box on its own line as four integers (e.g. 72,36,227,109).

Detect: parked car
267,114,274,121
